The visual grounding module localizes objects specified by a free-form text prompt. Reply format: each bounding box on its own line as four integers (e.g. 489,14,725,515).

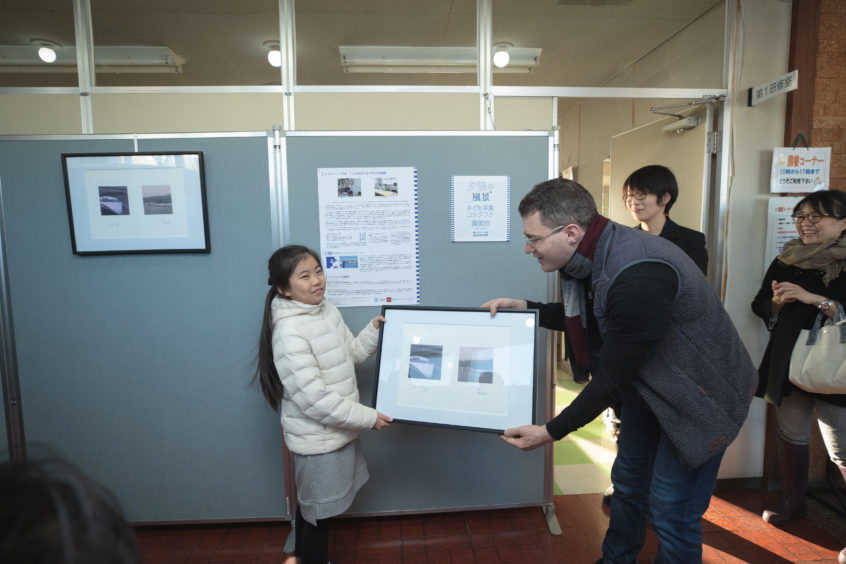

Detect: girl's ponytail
253,287,284,410
253,245,320,410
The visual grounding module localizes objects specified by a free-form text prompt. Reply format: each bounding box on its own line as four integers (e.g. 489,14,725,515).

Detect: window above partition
491,0,726,89
89,0,281,87
0,0,727,90
0,0,77,87
0,0,283,88
294,0,478,87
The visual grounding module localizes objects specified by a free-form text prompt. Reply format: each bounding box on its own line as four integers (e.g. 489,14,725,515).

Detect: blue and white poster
317,166,420,307
765,196,802,271
451,175,510,242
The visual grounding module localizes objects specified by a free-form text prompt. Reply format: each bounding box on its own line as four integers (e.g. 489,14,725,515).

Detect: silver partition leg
0,180,26,464
284,521,295,552
543,503,562,535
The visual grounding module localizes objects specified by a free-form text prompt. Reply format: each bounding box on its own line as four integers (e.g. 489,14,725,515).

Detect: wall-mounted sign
748,69,798,107
770,146,831,193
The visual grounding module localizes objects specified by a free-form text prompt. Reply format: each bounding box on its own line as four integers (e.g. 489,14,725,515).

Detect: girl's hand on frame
373,412,393,430
371,315,387,329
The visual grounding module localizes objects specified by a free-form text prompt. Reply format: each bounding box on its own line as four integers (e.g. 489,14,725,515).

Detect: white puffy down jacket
271,295,379,455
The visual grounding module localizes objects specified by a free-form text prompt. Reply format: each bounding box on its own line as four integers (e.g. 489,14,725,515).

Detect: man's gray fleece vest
591,222,758,469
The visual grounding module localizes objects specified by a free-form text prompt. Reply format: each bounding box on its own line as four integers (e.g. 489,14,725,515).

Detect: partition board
283,132,553,514
0,134,286,522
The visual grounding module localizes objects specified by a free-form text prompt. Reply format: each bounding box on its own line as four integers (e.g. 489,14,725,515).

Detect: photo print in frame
374,305,538,433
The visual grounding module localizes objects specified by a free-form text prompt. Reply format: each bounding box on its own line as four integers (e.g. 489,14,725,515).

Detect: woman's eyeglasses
622,191,647,204
792,213,832,224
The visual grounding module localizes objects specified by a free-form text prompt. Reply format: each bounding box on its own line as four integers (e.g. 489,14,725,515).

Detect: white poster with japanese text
770,147,831,193
765,196,802,271
450,176,510,242
317,167,420,307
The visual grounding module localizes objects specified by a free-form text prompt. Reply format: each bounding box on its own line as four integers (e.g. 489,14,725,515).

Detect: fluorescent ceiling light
0,45,185,73
339,45,541,74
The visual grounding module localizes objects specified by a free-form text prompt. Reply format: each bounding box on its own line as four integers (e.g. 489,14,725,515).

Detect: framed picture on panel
61,152,210,255
374,305,538,434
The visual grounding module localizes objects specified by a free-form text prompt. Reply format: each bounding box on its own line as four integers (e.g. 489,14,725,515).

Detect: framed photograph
374,306,538,433
62,152,210,255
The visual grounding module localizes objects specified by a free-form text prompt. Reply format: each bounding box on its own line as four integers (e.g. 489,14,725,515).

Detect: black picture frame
374,305,538,433
62,151,210,255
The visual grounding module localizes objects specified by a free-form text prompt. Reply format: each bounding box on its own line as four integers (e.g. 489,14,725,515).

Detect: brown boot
762,439,808,527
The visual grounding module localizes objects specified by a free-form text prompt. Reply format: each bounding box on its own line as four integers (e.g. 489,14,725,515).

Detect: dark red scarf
562,214,609,367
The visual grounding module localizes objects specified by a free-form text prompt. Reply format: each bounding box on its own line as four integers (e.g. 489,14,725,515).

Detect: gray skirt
292,438,369,526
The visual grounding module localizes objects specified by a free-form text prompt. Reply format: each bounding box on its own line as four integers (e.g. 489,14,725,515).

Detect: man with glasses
483,177,757,564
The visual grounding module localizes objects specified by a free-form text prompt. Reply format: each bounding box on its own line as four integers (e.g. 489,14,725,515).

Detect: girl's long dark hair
252,245,321,411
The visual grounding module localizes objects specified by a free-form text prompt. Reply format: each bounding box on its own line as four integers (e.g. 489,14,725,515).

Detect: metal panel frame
0,180,25,465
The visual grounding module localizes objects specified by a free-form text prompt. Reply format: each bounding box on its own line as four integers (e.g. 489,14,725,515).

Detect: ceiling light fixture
0,45,185,74
31,38,60,63
264,40,281,68
339,45,541,74
38,46,57,63
492,43,511,69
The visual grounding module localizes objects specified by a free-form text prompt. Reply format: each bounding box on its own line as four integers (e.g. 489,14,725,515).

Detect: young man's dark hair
623,164,679,214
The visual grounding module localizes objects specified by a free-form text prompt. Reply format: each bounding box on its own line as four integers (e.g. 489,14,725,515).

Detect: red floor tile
133,490,846,564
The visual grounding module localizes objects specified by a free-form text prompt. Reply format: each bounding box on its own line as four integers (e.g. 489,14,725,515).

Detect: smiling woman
751,190,846,562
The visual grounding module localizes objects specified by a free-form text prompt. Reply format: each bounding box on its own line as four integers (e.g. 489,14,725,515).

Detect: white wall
718,0,793,479
494,97,554,132
92,93,285,133
296,92,480,130
0,93,83,135
0,92,543,134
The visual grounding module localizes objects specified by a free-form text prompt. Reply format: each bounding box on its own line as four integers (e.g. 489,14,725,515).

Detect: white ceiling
0,0,723,88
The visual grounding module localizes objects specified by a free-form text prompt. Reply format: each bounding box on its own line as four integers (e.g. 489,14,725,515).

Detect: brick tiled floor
135,490,846,564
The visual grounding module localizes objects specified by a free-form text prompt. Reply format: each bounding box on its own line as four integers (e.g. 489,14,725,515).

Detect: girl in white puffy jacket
254,245,392,564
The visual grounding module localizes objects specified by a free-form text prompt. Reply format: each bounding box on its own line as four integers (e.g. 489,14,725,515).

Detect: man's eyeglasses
622,191,648,204
523,225,564,248
792,213,832,224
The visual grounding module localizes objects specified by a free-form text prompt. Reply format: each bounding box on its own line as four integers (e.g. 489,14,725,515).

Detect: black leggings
294,504,331,564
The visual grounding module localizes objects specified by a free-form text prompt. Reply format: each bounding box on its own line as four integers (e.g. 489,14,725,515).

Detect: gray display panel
283,132,552,514
0,131,554,522
0,134,285,522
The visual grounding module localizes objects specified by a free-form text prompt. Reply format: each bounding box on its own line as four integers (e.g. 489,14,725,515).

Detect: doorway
551,98,719,495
